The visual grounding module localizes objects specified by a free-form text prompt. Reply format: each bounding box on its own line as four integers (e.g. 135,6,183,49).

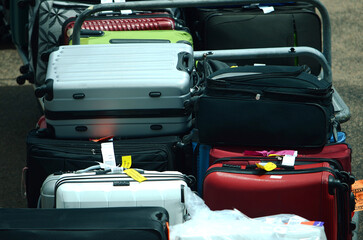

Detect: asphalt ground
0,0,361,238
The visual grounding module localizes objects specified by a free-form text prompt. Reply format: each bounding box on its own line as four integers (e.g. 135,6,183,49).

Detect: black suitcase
0,207,169,240
194,65,334,148
188,3,322,75
25,128,193,208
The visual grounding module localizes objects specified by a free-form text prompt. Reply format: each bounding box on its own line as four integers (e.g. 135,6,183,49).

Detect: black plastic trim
44,108,189,120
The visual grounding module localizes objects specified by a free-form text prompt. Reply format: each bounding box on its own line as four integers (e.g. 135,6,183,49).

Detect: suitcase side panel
46,116,192,139
70,30,193,46
203,164,338,240
55,176,187,226
44,43,193,111
196,96,330,148
0,207,169,240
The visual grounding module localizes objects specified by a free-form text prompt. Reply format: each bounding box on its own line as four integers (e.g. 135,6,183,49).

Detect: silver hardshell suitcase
35,43,194,139
40,169,189,226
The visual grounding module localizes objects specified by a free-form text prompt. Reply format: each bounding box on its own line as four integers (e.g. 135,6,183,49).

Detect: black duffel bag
194,64,335,148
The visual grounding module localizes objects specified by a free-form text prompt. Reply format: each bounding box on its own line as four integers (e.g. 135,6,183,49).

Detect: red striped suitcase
209,143,352,172
203,162,353,240
62,12,181,44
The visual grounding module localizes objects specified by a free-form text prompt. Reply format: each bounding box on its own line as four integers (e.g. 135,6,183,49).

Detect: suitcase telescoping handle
71,0,331,63
194,47,332,83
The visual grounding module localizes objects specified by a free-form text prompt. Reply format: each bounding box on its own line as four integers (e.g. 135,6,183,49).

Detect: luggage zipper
204,86,332,107
205,165,339,178
213,156,344,171
30,143,169,156
29,144,172,170
261,88,333,100
209,74,329,91
210,67,305,80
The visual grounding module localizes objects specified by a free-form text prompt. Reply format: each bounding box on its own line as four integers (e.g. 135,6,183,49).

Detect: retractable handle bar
71,0,331,66
194,47,331,83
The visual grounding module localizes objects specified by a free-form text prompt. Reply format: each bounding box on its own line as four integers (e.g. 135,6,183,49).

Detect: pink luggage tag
244,150,296,157
244,150,298,167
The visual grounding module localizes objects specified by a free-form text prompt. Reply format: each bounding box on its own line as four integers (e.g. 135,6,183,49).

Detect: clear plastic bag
170,187,327,240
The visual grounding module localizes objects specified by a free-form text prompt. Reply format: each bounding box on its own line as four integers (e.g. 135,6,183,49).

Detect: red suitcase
203,162,353,240
209,143,352,172
62,12,181,44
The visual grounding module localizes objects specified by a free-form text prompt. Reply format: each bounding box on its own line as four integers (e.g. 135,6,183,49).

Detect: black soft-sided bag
25,129,192,208
0,207,169,240
195,65,334,148
188,3,322,75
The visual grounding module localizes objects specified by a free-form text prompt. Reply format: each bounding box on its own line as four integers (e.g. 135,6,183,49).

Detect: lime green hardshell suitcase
69,29,193,46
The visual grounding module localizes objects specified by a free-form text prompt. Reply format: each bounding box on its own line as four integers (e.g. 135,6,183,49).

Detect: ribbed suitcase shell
63,12,176,44
40,170,187,226
203,162,348,240
42,43,193,139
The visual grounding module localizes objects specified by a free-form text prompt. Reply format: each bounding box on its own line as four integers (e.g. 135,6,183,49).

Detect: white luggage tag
258,5,275,14
101,141,117,167
281,151,298,167
246,3,275,14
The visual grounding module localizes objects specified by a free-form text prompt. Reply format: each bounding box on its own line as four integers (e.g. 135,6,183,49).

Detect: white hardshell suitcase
35,43,194,139
40,169,188,226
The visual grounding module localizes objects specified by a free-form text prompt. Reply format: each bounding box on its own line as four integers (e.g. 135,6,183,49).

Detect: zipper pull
91,149,96,155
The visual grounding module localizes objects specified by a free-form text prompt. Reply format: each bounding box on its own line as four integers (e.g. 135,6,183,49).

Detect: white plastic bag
170,187,327,240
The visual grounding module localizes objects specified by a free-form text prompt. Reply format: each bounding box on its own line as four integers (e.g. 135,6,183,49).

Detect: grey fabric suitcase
35,43,194,139
27,0,94,86
39,169,189,226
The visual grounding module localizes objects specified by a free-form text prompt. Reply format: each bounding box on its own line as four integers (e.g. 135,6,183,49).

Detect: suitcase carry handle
177,52,194,74
71,0,331,65
195,47,332,83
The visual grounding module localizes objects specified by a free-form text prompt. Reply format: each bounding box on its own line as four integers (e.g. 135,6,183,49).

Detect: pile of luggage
0,0,357,239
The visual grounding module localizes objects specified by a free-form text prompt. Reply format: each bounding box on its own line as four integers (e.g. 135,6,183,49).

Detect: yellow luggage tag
121,155,132,169
124,169,147,183
268,154,281,157
120,156,147,183
256,162,277,172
